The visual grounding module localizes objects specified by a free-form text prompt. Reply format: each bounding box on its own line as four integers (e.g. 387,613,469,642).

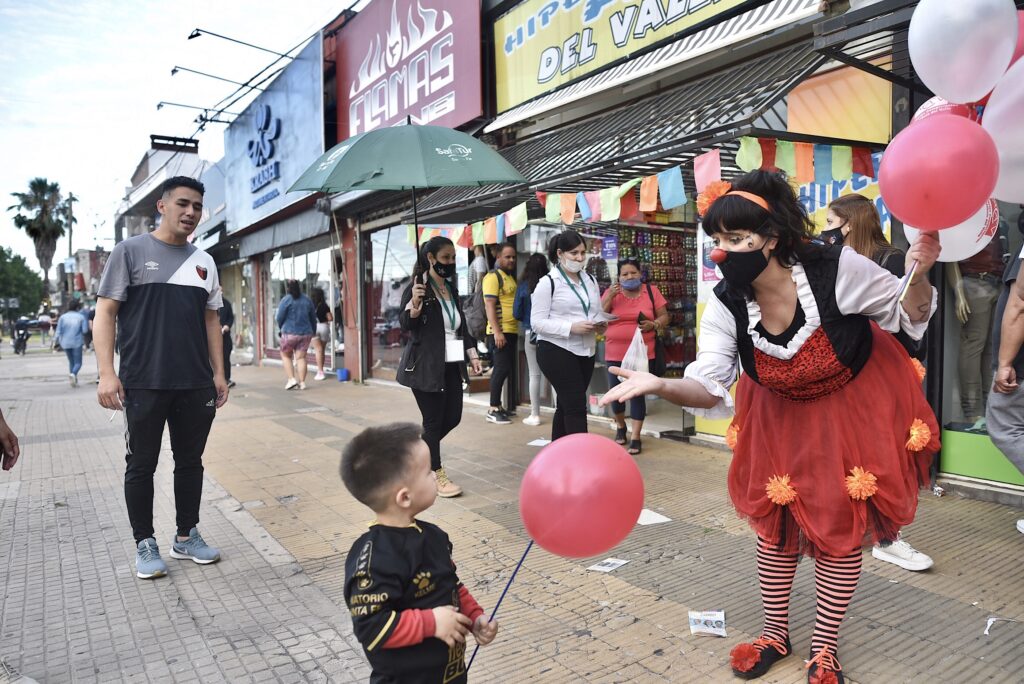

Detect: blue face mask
620,278,642,291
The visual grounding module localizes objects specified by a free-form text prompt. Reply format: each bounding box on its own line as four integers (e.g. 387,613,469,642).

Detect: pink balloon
913,96,980,123
519,434,644,558
879,114,998,231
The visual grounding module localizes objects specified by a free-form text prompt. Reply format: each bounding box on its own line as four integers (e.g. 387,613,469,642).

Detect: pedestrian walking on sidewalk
483,243,519,424
95,176,228,580
986,230,1024,537
219,297,235,388
827,194,934,571
397,236,482,498
513,252,549,426
276,279,317,390
600,258,670,455
310,286,333,381
341,423,499,682
53,300,89,387
531,230,606,441
602,170,942,684
37,311,52,346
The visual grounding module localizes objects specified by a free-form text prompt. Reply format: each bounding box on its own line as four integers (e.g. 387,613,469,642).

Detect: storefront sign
798,171,891,240
337,0,482,138
601,236,619,260
494,0,749,112
223,36,324,232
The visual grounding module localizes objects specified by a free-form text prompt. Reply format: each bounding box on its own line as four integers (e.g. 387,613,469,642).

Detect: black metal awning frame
408,39,888,225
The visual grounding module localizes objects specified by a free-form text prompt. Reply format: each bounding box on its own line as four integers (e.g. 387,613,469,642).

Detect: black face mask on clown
711,242,771,290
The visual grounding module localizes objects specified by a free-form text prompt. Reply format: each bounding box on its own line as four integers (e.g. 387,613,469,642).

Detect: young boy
342,423,499,683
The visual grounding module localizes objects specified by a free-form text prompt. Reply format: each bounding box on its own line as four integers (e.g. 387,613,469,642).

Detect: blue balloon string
466,539,534,671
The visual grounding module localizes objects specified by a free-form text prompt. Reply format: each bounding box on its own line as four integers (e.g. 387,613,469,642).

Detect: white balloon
904,200,999,263
982,59,1024,203
908,0,1019,104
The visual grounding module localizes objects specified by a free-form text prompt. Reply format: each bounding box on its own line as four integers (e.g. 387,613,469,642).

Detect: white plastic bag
620,327,649,374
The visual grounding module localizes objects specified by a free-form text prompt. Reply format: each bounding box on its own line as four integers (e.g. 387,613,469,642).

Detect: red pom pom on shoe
730,643,759,673
810,670,839,684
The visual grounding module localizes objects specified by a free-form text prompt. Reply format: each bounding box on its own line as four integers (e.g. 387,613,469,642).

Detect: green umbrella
289,124,527,225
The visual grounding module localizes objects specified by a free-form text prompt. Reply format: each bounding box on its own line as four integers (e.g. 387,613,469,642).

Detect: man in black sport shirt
95,176,229,579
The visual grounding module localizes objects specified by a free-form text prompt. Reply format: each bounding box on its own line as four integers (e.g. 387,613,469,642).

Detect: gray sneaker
136,538,168,579
169,527,221,564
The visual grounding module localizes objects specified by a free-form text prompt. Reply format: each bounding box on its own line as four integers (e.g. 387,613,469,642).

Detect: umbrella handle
466,540,534,671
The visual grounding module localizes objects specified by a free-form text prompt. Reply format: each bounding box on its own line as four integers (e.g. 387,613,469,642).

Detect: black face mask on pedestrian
820,226,846,246
431,261,455,279
716,244,771,289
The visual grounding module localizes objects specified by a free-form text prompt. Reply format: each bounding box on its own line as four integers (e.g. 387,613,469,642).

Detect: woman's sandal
730,636,792,680
628,439,642,455
614,427,627,444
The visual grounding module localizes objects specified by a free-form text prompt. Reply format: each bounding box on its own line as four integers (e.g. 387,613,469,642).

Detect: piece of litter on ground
527,439,551,447
972,601,979,606
587,558,629,573
984,617,1017,635
688,610,727,637
637,509,672,525
888,579,899,583
932,484,945,497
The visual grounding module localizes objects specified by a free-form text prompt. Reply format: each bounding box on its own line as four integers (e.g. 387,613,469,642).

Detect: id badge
445,339,464,363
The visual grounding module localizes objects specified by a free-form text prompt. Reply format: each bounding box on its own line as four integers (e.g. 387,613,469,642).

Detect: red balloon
977,11,1024,106
519,434,644,558
878,114,998,231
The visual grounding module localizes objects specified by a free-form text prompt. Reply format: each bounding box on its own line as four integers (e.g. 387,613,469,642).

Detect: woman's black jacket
396,277,475,392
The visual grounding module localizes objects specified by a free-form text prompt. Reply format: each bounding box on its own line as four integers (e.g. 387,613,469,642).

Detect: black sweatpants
222,332,233,382
536,341,595,440
123,387,217,543
488,333,518,409
412,363,464,471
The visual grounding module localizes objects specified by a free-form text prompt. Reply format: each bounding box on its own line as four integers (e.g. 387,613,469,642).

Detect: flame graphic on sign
350,0,453,98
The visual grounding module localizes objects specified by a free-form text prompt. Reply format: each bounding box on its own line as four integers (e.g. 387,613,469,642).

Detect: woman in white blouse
530,230,607,440
602,171,941,684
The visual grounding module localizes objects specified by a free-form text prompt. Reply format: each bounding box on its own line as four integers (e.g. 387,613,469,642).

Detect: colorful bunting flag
758,138,777,170
471,221,485,246
535,191,547,208
851,147,874,178
484,217,498,243
496,214,506,242
584,191,602,221
506,202,528,234
871,152,882,179
735,137,762,171
656,166,686,210
406,224,417,245
775,140,796,177
813,144,833,185
693,150,721,192
619,187,640,220
617,178,641,198
457,225,474,248
831,146,852,182
577,192,592,221
639,176,659,212
560,192,576,224
794,143,814,183
600,187,621,221
544,193,561,223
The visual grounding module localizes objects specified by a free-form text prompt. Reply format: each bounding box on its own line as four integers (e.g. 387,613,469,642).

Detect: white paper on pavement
637,509,672,525
587,558,630,573
527,439,551,447
688,610,727,637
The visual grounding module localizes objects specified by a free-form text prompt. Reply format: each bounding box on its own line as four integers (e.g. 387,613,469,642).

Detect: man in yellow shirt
483,244,519,424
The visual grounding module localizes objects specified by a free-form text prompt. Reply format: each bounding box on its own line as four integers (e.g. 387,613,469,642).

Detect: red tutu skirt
727,324,939,557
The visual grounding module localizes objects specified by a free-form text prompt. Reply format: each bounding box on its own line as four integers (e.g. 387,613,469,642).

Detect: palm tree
61,192,78,258
8,178,65,292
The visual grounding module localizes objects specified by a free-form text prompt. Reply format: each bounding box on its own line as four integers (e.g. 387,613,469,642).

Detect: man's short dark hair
340,423,423,511
160,176,205,198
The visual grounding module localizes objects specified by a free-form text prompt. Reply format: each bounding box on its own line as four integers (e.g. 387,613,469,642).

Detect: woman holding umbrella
397,236,482,498
601,170,941,684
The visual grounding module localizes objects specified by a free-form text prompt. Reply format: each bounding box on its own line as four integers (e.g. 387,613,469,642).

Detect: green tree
0,247,44,318
7,177,65,293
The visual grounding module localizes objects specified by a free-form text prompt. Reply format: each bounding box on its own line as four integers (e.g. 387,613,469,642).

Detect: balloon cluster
879,0,1024,261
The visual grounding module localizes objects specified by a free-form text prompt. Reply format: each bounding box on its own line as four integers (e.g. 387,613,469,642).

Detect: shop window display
264,242,337,364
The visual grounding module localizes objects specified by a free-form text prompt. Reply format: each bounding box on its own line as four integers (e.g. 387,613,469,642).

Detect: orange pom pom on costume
765,474,797,506
725,422,740,450
696,180,732,217
845,467,878,501
905,419,931,452
909,358,926,383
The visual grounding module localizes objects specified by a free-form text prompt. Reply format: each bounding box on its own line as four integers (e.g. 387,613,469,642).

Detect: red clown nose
710,248,728,264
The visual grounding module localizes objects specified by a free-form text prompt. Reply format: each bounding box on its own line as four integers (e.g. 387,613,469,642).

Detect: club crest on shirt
196,266,208,280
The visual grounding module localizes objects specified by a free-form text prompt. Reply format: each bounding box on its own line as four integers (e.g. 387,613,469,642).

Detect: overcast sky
0,0,369,277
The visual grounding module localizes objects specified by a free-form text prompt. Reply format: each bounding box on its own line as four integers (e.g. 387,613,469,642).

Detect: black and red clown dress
685,245,940,557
